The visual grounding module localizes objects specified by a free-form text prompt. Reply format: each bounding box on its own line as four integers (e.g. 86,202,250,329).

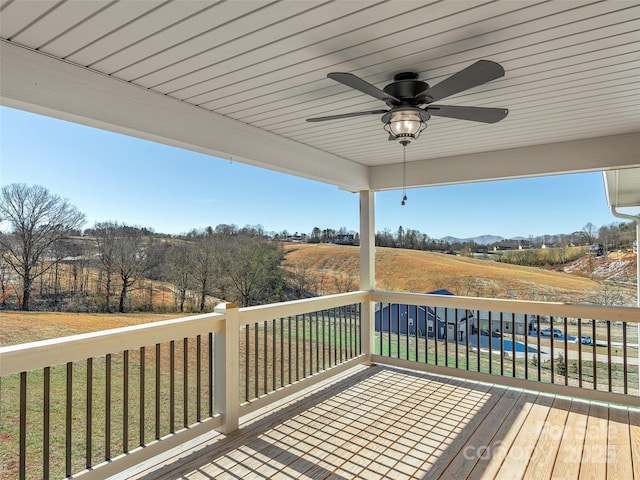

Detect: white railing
370,291,640,405
1,290,638,479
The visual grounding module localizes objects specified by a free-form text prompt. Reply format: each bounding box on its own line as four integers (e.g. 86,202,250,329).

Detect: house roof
1,1,639,193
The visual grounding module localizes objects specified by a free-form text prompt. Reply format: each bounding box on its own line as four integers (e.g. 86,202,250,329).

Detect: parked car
581,335,593,345
541,328,562,338
480,329,501,337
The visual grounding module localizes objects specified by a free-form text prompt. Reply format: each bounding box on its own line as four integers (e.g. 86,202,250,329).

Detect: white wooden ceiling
1,0,639,194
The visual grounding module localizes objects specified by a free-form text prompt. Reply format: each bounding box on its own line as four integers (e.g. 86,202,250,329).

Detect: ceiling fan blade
306,109,388,122
426,105,508,123
328,72,400,104
416,60,505,103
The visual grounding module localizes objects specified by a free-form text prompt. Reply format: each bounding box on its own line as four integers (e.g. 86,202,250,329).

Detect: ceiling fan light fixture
382,108,429,143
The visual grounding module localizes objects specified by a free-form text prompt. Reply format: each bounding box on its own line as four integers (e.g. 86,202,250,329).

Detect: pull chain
401,144,407,205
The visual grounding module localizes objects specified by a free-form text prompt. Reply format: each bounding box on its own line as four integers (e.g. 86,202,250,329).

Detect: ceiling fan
306,60,508,145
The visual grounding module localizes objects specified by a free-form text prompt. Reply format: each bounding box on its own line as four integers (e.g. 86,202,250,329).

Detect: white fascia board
370,133,640,191
0,41,369,191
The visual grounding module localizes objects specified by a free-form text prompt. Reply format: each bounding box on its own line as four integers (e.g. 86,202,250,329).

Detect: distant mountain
439,235,505,245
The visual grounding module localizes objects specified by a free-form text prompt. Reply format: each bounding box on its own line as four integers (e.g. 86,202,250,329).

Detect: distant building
286,234,306,243
588,243,605,256
375,289,476,342
333,234,355,245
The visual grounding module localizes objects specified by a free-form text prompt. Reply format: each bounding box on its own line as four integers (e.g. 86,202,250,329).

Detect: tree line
1,183,635,312
0,184,284,312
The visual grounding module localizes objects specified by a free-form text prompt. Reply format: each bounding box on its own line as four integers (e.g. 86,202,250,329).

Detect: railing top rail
0,311,225,376
239,291,369,326
371,290,640,323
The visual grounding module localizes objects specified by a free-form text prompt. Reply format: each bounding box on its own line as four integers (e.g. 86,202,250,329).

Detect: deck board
579,403,610,480
115,365,639,480
550,399,590,480
630,408,640,480
608,407,632,480
522,396,571,479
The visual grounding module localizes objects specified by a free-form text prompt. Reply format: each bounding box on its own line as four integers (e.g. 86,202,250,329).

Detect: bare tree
192,232,218,311
94,222,117,312
167,243,193,312
288,262,317,299
0,184,85,310
94,222,152,312
582,222,598,245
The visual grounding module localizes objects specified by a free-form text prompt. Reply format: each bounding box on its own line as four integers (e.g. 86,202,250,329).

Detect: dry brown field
0,312,187,346
282,243,607,302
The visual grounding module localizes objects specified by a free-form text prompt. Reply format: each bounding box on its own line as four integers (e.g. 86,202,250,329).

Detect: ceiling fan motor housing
383,72,430,105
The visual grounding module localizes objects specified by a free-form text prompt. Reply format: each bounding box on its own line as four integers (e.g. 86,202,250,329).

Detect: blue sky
0,106,633,239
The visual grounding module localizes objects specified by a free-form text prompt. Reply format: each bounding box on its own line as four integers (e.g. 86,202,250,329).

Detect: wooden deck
116,365,640,480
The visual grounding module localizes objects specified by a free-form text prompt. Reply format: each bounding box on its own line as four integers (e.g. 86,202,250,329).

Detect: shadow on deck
114,364,640,480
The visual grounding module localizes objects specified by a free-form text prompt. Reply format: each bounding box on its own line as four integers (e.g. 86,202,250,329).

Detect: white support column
213,302,239,434
636,222,639,395
360,190,376,364
608,206,640,394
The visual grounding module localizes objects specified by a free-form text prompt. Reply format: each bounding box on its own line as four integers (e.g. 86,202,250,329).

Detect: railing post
214,302,239,434
360,190,376,364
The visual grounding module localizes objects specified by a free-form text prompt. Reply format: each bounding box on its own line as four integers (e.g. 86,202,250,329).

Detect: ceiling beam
0,41,370,191
370,133,640,191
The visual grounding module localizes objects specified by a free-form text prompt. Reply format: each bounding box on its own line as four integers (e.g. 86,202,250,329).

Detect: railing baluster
500,312,504,378
254,324,259,398
487,312,491,375
387,304,391,359
20,371,27,480
106,353,112,458
550,316,555,383
333,308,338,366
155,345,160,440
280,318,285,387
288,316,293,382
86,357,93,468
563,317,569,386
169,342,174,433
315,312,320,372
578,319,583,388
405,305,410,362
43,366,50,479
196,335,201,422
476,309,480,372
208,332,213,418
358,303,362,355
607,321,612,392
592,320,597,390
444,308,449,367
123,350,129,452
140,347,145,446
294,315,299,381
66,362,72,477
511,313,516,378
536,316,541,381
465,311,469,370
413,305,419,362
425,306,429,364
183,338,188,427
522,314,526,379
434,305,438,366
272,319,277,390
339,307,344,363
245,326,250,401
623,322,628,394
263,320,268,391
322,310,326,370
302,315,306,378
